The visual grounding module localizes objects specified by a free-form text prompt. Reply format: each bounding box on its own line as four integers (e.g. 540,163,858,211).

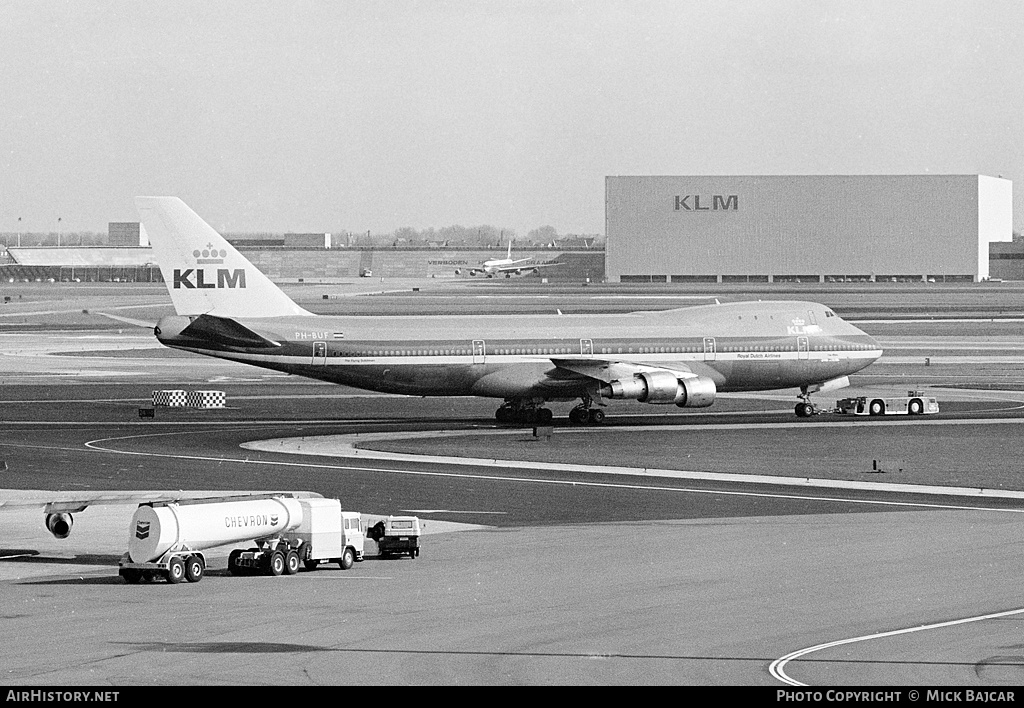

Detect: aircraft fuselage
155,300,880,401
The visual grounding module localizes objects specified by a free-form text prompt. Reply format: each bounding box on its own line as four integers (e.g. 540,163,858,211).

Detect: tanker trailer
118,496,303,584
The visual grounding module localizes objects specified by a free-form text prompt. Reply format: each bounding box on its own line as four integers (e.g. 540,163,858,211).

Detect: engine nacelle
675,376,716,408
607,372,716,407
454,268,461,275
46,512,73,539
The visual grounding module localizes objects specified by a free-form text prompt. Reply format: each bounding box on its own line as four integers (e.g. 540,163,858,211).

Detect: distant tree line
228,224,605,249
2,224,606,250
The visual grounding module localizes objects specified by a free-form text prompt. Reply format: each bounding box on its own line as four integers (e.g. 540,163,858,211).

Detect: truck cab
293,499,364,570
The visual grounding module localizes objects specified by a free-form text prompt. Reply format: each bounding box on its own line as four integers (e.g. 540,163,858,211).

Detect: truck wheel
285,550,300,575
119,568,142,584
869,399,886,416
184,555,204,583
303,559,320,572
184,557,203,586
228,549,243,576
339,547,355,570
167,557,185,584
908,398,924,415
268,551,285,576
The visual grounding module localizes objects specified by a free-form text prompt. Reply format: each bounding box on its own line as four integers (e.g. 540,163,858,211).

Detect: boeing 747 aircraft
139,197,882,425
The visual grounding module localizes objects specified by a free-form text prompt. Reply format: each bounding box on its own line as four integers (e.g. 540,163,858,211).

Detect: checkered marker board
186,390,227,409
152,390,188,407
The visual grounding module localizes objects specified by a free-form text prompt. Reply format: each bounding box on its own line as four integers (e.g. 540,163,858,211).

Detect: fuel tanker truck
118,496,364,584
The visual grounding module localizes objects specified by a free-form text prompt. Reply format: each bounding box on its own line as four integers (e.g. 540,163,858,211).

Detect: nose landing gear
795,385,821,417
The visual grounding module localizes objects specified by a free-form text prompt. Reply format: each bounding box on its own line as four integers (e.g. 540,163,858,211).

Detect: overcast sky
1,0,1021,236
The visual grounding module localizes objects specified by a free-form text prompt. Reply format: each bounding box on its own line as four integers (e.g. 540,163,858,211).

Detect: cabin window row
327,342,874,357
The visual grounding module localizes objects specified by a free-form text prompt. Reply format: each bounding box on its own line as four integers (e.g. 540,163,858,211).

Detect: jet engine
46,512,73,539
454,268,461,275
606,371,716,408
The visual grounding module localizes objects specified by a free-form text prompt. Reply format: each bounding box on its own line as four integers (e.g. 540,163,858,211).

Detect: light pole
57,217,62,247
17,217,21,247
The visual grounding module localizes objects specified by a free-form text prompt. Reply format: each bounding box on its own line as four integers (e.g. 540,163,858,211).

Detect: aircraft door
797,336,809,360
703,337,716,361
580,339,594,357
472,339,485,364
312,341,327,365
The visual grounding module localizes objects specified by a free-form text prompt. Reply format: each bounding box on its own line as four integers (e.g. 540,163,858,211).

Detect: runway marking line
770,607,1024,686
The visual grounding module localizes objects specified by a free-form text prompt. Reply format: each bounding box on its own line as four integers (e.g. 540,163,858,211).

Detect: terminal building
605,175,1013,283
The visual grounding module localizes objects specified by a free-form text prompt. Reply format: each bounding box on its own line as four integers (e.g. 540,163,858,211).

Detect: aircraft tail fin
136,197,311,318
507,240,512,259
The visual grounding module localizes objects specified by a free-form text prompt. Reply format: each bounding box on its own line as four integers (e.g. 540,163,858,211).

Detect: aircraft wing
0,489,323,514
551,358,698,383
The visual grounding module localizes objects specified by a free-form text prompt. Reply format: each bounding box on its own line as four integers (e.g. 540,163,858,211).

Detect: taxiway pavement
5,285,1024,685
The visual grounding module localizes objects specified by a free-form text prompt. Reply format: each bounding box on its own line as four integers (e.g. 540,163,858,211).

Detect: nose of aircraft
868,332,882,355
850,321,883,362
861,328,882,356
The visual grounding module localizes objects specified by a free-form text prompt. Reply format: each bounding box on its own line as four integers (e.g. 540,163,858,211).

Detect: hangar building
605,175,1012,283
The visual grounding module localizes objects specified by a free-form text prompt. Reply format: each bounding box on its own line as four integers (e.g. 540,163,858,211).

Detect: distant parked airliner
458,240,561,277
138,197,882,425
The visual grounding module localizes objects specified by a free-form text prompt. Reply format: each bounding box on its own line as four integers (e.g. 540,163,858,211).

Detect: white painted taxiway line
0,303,167,319
769,607,1024,686
239,420,1024,502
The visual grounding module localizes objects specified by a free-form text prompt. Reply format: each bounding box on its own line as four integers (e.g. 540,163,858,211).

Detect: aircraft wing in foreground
0,490,322,540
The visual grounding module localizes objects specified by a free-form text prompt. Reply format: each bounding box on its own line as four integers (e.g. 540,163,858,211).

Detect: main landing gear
794,385,821,418
495,399,553,424
568,393,606,426
495,395,608,426
568,406,605,425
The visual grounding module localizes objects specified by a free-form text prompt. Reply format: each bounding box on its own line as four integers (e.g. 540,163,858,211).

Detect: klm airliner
139,197,882,425
461,240,561,277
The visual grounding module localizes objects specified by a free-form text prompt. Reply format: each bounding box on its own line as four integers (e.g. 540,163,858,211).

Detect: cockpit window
825,310,835,318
